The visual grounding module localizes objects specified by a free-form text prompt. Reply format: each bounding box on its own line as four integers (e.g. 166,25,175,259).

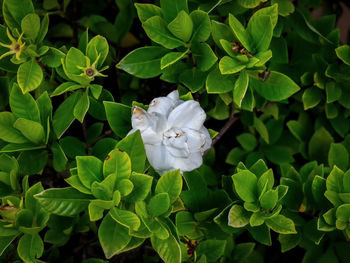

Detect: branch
204,111,239,155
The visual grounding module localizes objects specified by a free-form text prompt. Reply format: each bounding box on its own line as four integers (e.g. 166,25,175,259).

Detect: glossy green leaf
0,112,29,144
143,16,184,49
86,35,109,68
124,172,153,202
228,204,250,228
232,170,258,202
155,169,182,202
335,45,350,66
17,60,43,94
192,43,217,71
190,10,211,43
104,102,131,138
17,234,43,263
34,187,91,216
110,207,141,230
228,14,252,52
76,155,103,188
21,13,40,41
206,65,235,94
160,0,188,22
167,11,193,42
250,71,300,101
160,49,189,70
328,143,349,171
148,192,170,218
151,233,181,263
265,215,297,234
135,3,162,23
13,118,45,144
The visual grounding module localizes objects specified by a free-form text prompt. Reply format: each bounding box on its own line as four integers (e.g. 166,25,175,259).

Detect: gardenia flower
128,90,212,175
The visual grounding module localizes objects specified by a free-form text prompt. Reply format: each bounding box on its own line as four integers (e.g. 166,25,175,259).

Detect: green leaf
116,179,134,196
252,4,278,27
206,65,235,94
17,59,43,94
21,13,40,41
151,233,181,263
36,14,49,43
160,0,188,22
34,187,91,216
167,10,193,42
232,170,258,202
13,118,45,144
155,169,182,202
260,190,278,210
211,20,234,50
160,49,189,70
51,82,82,97
103,149,131,180
236,133,257,151
326,166,344,193
73,90,90,123
196,240,227,262
272,0,294,16
219,56,246,75
64,47,86,75
143,16,184,49
248,224,271,245
308,127,334,164
237,0,265,8
148,192,170,217
254,116,269,144
312,175,326,203
0,235,17,256
10,83,40,122
117,46,168,78
98,213,131,259
51,141,68,172
17,150,46,176
3,0,34,30
17,234,43,263
104,102,131,138
247,15,273,52
0,112,29,143
234,70,249,107
328,143,349,171
125,172,153,202
250,71,300,101
135,3,162,23
228,204,250,228
228,14,253,52
65,175,91,195
179,68,207,92
278,233,301,252
86,35,109,68
77,156,103,188
192,43,217,71
110,207,141,230
335,45,350,66
302,87,323,110
190,10,211,43
53,91,81,139
265,215,297,234
116,130,146,173
175,211,195,235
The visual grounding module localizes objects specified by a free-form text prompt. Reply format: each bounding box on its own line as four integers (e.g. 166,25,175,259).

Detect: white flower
128,90,212,175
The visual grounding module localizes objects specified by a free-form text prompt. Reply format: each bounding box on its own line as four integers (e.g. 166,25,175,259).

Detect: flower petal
172,151,203,172
145,144,175,172
131,106,152,131
167,90,179,101
167,100,206,130
147,90,183,117
182,128,206,152
199,126,212,153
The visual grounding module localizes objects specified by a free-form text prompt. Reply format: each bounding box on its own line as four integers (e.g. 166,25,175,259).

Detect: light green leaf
219,56,246,75
254,116,269,144
10,83,40,122
167,10,193,42
206,65,235,94
143,16,184,49
247,15,273,52
134,3,162,23
116,130,146,173
3,0,34,30
117,46,168,78
17,59,43,94
86,35,109,68
51,82,82,97
155,169,182,202
104,101,131,138
228,14,253,52
302,87,323,110
98,213,131,259
160,0,188,22
148,192,170,218
103,149,131,181
228,204,250,228
232,170,258,202
250,71,300,101
124,172,153,203
21,13,40,41
34,187,91,216
110,207,141,230
234,70,249,107
160,49,189,70
192,43,217,71
265,215,297,234
151,233,181,263
335,45,350,66
0,112,29,144
53,91,81,139
73,90,90,123
76,155,103,188
13,118,45,144
190,10,211,43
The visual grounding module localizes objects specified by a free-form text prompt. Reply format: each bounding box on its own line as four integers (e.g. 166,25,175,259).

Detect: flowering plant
129,91,211,174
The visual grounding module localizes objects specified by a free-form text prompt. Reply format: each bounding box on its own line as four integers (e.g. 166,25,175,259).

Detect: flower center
85,67,95,77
